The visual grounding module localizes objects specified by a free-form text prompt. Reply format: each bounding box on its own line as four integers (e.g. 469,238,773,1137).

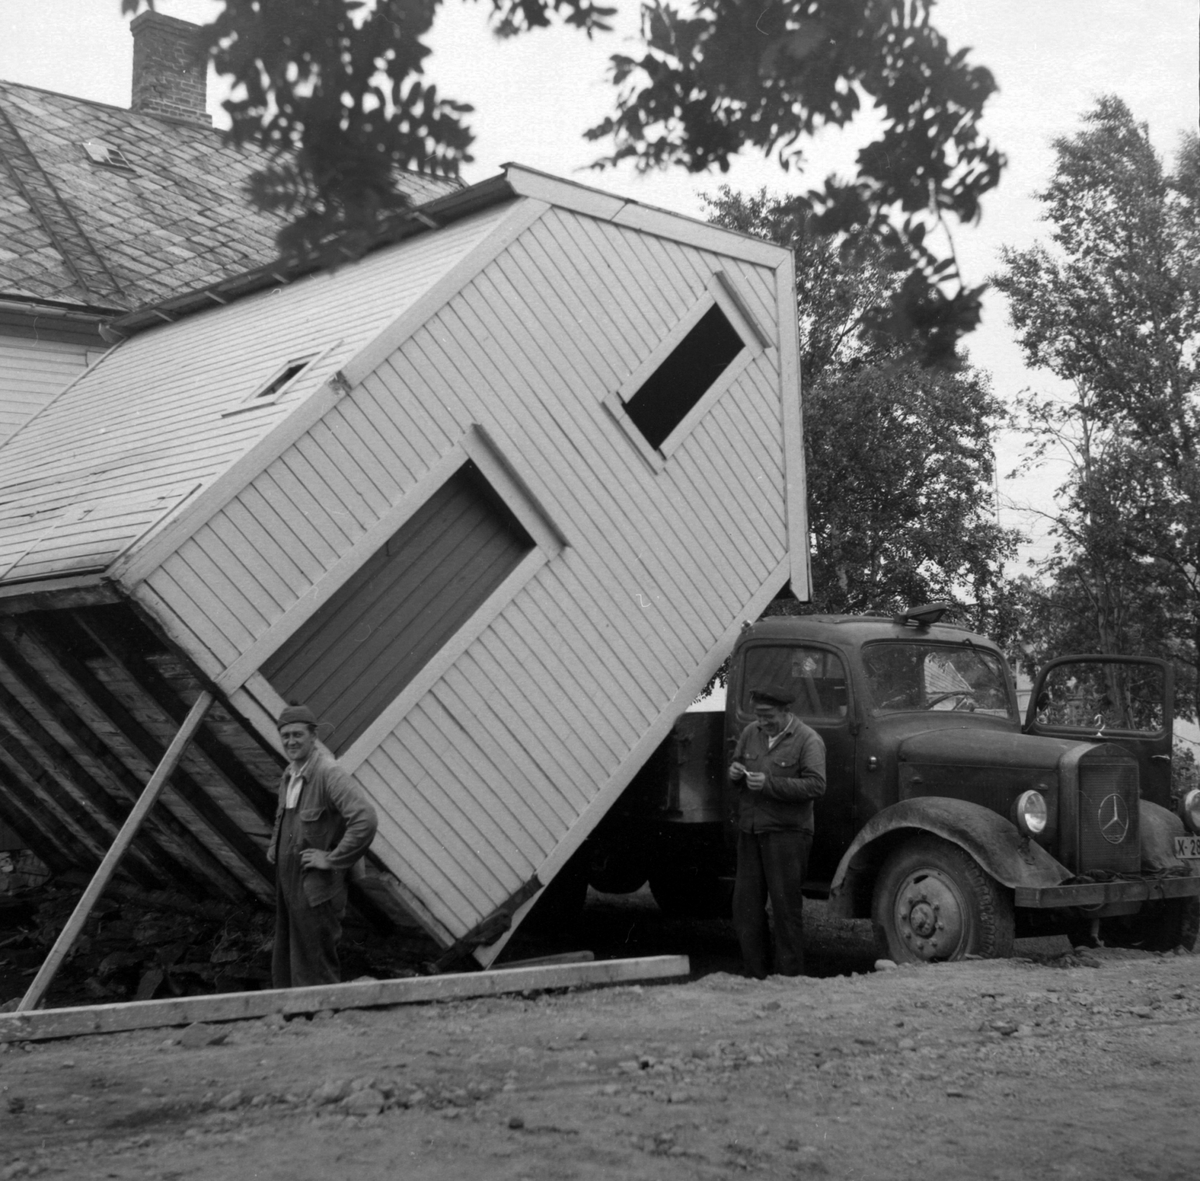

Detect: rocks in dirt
215,1089,246,1111
874,959,899,971
312,1079,352,1106
343,1088,385,1117
178,1022,228,1049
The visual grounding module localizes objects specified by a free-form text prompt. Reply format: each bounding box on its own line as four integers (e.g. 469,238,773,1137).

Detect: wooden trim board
0,955,690,1043
775,253,811,600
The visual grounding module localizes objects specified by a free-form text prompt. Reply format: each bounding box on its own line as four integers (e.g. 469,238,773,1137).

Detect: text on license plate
1174,835,1200,860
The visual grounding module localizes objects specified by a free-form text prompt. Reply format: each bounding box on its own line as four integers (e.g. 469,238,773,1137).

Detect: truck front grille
1077,757,1140,875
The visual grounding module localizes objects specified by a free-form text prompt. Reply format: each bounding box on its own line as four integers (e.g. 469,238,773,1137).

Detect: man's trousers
732,829,813,978
272,850,344,989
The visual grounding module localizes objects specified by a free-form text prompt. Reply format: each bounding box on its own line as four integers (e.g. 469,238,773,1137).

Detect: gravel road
1,897,1195,1181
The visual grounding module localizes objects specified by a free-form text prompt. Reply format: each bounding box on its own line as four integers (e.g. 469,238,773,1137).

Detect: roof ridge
0,97,127,307
0,77,225,133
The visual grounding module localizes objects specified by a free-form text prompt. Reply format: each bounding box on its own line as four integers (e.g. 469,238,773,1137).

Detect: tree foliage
122,0,1003,359
994,97,1200,718
704,187,1018,636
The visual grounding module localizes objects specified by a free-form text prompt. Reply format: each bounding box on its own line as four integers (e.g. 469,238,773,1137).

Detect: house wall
0,334,102,448
134,202,797,943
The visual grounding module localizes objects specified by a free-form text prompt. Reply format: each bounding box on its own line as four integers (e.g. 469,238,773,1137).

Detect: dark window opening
256,359,310,400
623,303,744,450
263,462,535,754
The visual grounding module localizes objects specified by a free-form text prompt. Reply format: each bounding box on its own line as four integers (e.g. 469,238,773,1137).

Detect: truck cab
596,605,1200,961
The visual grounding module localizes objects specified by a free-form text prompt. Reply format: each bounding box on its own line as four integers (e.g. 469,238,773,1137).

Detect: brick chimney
129,11,211,127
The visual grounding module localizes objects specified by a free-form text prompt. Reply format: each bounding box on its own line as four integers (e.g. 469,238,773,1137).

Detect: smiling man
269,703,378,989
728,683,826,978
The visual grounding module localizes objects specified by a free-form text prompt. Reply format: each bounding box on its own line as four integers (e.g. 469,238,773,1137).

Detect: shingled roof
0,22,459,315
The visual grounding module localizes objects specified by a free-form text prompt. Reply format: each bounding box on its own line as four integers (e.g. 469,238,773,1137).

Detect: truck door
730,642,856,885
1025,655,1175,806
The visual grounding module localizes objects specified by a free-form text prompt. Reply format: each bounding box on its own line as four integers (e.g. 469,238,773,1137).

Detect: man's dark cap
750,683,794,707
277,703,318,729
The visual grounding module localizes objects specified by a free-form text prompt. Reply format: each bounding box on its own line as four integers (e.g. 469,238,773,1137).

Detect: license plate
1175,835,1200,860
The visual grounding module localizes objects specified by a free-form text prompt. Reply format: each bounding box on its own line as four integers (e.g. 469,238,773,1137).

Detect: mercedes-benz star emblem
1098,793,1130,845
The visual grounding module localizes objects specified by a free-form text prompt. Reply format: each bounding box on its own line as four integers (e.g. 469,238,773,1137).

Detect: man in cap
268,703,378,988
728,682,826,978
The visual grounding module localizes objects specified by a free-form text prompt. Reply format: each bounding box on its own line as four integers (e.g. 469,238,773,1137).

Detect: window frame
735,642,853,728
232,425,566,771
603,271,770,473
221,341,346,418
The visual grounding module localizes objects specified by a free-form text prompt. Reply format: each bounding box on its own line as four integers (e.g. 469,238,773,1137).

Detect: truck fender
827,798,1071,920
1140,800,1197,873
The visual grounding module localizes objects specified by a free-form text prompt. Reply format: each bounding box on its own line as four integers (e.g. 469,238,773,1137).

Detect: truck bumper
1015,874,1200,908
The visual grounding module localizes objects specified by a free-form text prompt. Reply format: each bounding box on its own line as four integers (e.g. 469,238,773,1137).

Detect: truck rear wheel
871,836,1014,963
649,868,731,920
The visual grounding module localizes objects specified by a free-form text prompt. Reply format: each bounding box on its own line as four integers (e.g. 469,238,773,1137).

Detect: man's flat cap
277,703,318,728
750,683,794,707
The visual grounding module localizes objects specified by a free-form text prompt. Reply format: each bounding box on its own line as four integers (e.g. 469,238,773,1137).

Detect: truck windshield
862,642,1016,720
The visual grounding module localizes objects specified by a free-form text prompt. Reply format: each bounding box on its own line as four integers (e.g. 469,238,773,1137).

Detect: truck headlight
1015,790,1048,837
1181,788,1200,835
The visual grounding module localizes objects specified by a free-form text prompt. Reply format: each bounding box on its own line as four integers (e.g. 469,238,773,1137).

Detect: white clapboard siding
0,337,89,446
0,204,512,579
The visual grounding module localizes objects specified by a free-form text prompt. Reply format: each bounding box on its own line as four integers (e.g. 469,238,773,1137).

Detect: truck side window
741,646,849,721
1036,662,1165,734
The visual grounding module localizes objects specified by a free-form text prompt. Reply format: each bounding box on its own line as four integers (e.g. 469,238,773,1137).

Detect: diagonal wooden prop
17,691,214,1013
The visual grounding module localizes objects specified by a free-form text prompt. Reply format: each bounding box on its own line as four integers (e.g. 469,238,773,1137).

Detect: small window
254,359,311,401
603,272,767,470
224,356,316,415
624,305,744,449
82,141,135,173
740,645,850,722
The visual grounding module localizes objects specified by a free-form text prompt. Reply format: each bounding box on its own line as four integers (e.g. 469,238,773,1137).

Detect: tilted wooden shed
0,166,808,963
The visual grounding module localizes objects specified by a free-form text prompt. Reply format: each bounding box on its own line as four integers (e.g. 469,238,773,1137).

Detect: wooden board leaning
0,954,690,1044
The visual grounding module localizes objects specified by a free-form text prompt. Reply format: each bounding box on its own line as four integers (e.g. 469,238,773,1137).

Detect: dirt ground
1,898,1197,1181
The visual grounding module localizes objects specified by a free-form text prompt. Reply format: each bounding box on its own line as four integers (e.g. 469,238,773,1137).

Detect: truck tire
1100,897,1200,953
871,836,1015,963
649,868,731,920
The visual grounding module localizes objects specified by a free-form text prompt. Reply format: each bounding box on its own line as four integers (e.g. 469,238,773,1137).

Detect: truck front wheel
872,836,1015,963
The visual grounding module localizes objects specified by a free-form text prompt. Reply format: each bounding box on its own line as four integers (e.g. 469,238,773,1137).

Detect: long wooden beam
70,611,277,823
0,781,72,873
0,703,139,876
0,955,690,1043
0,635,238,894
16,692,214,1013
20,621,272,888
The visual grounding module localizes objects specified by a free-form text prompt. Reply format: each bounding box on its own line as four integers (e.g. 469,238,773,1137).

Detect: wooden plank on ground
0,955,690,1043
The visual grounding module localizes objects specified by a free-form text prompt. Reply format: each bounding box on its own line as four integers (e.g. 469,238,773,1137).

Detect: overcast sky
1,0,1197,566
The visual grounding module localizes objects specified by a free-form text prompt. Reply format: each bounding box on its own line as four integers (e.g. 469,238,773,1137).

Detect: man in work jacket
268,704,378,989
728,683,826,978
